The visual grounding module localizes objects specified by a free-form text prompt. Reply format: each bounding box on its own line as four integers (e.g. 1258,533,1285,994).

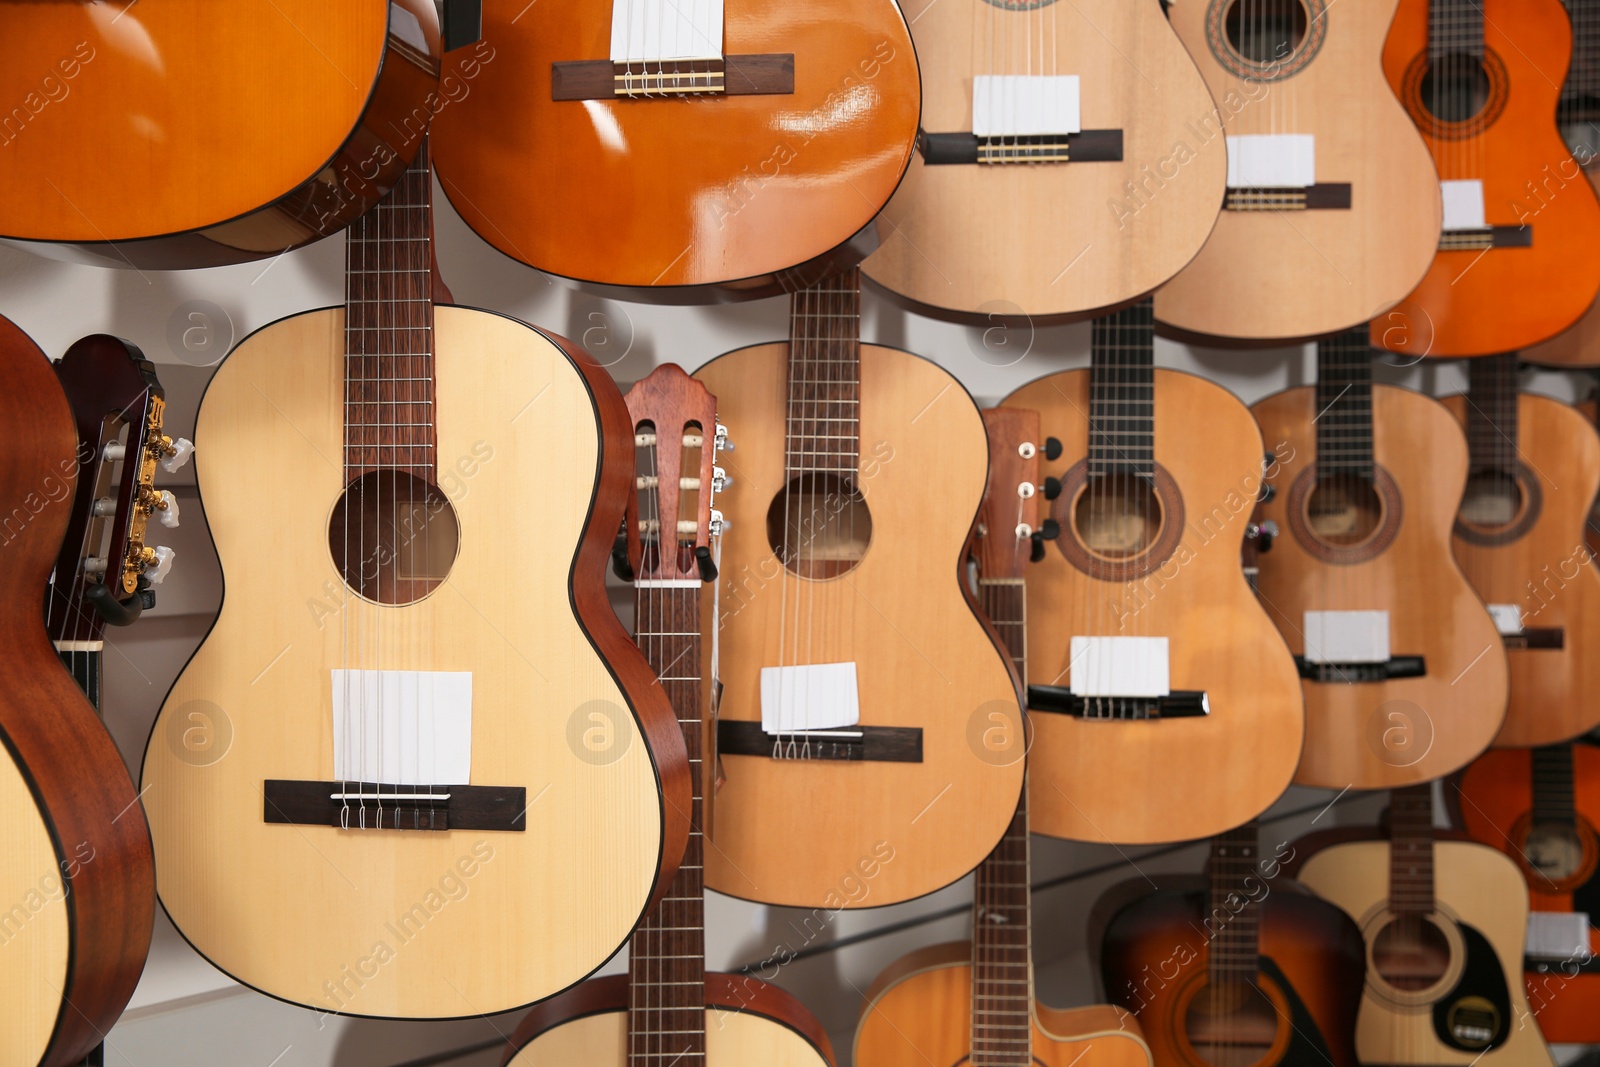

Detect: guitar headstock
976,407,1056,581
623,365,727,583
47,335,192,646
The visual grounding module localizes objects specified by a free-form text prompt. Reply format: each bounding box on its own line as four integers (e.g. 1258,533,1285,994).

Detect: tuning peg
1044,437,1063,461
709,509,727,536
1030,536,1047,563
1039,518,1061,541
1248,520,1279,553
159,437,194,474
136,575,157,611
610,529,634,582
1257,482,1277,504
1042,476,1062,500
145,545,175,584
156,490,181,529
714,424,732,452
712,466,731,493
695,545,718,581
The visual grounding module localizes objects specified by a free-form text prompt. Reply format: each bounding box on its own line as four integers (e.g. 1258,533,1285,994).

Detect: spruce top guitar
0,317,156,1067
0,2,442,269
1251,328,1507,788
1439,356,1600,746
1456,740,1600,1043
502,364,834,1067
855,406,1153,1067
140,145,690,1018
693,268,1024,907
1002,300,1304,845
1294,786,1555,1065
1154,0,1440,343
430,0,921,300
860,0,1226,321
1373,0,1600,356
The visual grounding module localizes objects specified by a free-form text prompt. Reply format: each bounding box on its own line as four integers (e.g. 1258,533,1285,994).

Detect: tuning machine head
157,435,194,474
713,423,732,453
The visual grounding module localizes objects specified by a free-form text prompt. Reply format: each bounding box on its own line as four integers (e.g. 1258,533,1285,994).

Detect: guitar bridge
1293,655,1425,682
1224,183,1351,211
262,780,526,831
917,129,1123,166
1439,226,1531,251
716,720,922,763
1027,684,1209,720
1502,627,1563,650
550,55,794,100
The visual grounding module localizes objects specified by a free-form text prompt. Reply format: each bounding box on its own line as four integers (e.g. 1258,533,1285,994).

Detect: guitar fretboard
344,144,436,481
784,270,861,476
1429,0,1484,59
1088,298,1155,479
1389,785,1437,916
1315,328,1375,479
1465,353,1519,473
1532,744,1578,828
1208,823,1263,985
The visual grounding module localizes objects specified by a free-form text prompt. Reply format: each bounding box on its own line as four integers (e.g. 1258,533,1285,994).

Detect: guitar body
1251,383,1507,787
502,973,833,1065
1296,837,1555,1065
855,942,1152,1066
430,1,920,299
1153,0,1440,343
141,306,687,1017
1439,392,1600,746
694,343,1022,906
1457,743,1600,1043
1375,0,1600,356
1101,884,1364,1066
0,316,154,1067
1525,165,1600,367
1002,369,1303,844
0,1,441,269
861,0,1224,321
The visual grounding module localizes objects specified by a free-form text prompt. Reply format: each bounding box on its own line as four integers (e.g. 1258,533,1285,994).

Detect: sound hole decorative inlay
766,472,872,580
1402,50,1510,139
1453,462,1541,546
1052,460,1185,581
1287,464,1403,564
1207,0,1325,80
328,471,460,605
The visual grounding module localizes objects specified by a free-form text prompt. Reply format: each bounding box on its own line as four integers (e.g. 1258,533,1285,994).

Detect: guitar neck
1389,785,1437,916
1465,353,1519,473
1429,0,1484,59
1088,299,1155,480
1532,744,1579,828
628,582,707,1060
345,142,437,483
1208,823,1262,986
1315,328,1376,478
784,269,861,477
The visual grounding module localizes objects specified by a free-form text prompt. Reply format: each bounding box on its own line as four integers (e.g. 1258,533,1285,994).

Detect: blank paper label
332,670,472,785
1487,603,1524,636
760,662,860,734
1527,912,1589,960
1303,610,1389,664
1069,636,1171,698
611,0,724,62
973,75,1082,137
1226,134,1315,188
1441,179,1487,232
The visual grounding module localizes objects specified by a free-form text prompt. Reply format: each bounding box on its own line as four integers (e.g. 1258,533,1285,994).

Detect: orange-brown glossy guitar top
429,1,920,300
1373,0,1600,357
0,1,441,269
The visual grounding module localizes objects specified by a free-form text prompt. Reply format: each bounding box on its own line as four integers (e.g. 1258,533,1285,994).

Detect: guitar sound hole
1074,476,1162,560
1183,979,1281,1066
766,473,872,580
1372,915,1452,992
1224,0,1307,65
1420,54,1491,123
1305,473,1382,545
1459,468,1522,529
1523,823,1586,882
328,471,460,606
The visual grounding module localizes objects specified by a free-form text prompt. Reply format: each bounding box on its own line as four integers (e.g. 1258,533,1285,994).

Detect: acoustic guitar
1373,0,1600,357
1456,740,1600,1043
693,267,1023,908
0,318,155,1067
140,144,690,1018
1153,0,1440,343
1100,821,1364,1066
1000,299,1303,845
855,406,1153,1067
1292,786,1555,1065
0,2,443,270
501,365,834,1066
1251,327,1507,788
1438,355,1600,746
860,0,1226,321
429,0,920,300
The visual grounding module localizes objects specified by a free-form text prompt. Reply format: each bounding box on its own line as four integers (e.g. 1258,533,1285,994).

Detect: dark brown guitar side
0,315,154,1066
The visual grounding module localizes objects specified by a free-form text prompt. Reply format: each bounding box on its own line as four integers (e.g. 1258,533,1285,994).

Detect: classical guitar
0,2,443,270
693,267,1023,907
1100,821,1364,1066
1153,0,1440,343
430,0,920,299
1438,356,1600,746
855,406,1153,1067
501,365,834,1066
1251,327,1507,788
1373,0,1600,357
860,0,1225,321
140,144,689,1018
0,317,155,1067
1001,299,1303,845
1457,741,1600,1043
1292,786,1555,1065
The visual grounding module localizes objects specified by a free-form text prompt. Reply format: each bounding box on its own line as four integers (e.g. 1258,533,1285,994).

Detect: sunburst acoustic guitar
1001,299,1304,845
855,406,1153,1067
140,145,690,1018
1153,0,1440,343
861,0,1226,321
1251,327,1507,788
693,267,1024,908
0,1,442,269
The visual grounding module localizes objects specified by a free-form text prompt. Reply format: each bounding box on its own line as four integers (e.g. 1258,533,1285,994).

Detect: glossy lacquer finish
430,1,921,299
0,1,440,268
